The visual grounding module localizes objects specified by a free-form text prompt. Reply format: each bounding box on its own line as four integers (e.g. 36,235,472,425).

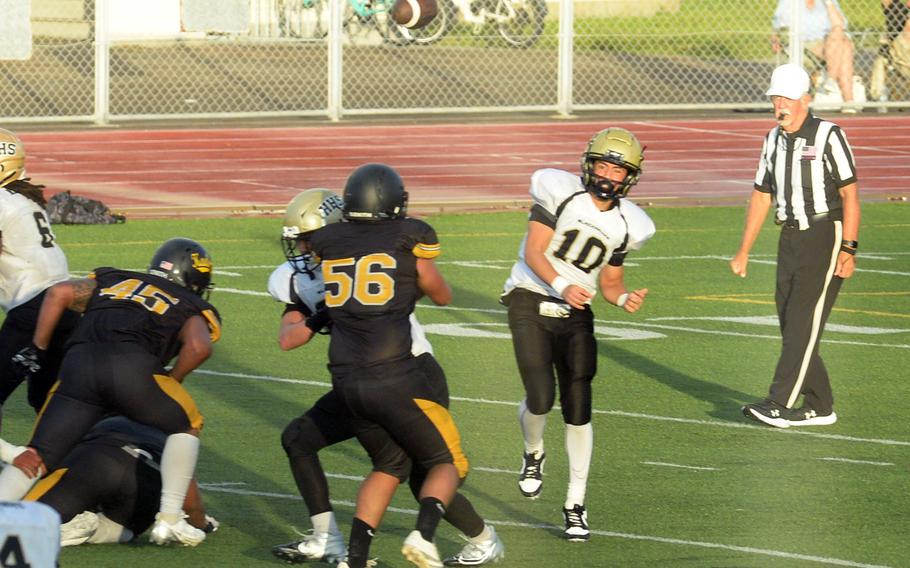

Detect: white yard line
199,483,894,568
194,368,910,447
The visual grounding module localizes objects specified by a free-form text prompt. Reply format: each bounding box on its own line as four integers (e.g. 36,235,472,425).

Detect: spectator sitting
771,0,859,112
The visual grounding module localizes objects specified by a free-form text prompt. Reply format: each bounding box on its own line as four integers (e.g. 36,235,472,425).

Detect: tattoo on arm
70,279,98,313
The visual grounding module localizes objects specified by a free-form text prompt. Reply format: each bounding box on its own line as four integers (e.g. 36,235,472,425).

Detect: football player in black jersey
270,189,503,566
0,237,220,547
6,416,217,546
309,164,469,568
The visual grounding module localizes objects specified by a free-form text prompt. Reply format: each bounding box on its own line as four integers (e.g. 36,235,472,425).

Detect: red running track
19,116,910,217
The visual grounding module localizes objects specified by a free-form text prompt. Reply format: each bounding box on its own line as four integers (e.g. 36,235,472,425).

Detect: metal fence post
93,0,110,125
556,0,573,117
327,0,343,121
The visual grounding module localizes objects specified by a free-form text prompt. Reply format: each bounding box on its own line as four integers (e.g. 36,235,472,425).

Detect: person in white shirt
502,127,655,542
0,128,78,432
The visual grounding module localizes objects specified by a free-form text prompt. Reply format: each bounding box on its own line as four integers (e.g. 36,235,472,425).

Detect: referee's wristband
840,245,856,255
550,276,570,297
841,239,858,249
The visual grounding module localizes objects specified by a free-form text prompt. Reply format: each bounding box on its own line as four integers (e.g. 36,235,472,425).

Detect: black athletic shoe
518,451,545,499
742,400,790,429
563,504,590,542
785,406,838,426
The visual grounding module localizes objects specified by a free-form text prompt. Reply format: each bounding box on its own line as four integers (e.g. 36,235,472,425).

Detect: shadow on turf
597,343,754,422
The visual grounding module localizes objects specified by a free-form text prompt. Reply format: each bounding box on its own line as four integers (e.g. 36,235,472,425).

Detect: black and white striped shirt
754,114,857,230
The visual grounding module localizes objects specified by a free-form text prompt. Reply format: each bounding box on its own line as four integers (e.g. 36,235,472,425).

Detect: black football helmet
342,163,408,221
148,237,214,298
580,127,644,203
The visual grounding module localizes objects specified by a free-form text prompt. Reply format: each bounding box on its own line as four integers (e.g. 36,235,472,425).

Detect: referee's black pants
767,220,843,414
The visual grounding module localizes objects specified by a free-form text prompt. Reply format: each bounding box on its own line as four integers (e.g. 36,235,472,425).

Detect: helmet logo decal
318,195,344,218
0,142,17,156
191,253,212,273
158,260,174,271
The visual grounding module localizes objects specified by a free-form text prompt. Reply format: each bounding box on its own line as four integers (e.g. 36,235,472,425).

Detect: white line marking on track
193,369,910,447
199,483,894,568
642,461,719,471
817,457,895,466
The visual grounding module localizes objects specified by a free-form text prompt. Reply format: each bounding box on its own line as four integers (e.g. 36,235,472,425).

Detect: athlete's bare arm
170,315,213,383
599,264,648,313
277,309,317,351
32,278,96,349
416,258,452,306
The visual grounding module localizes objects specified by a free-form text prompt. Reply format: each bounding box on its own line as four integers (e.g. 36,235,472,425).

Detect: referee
731,63,860,429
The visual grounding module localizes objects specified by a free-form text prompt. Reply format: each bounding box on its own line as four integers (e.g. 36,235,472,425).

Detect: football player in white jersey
502,127,655,542
269,190,504,567
0,128,78,432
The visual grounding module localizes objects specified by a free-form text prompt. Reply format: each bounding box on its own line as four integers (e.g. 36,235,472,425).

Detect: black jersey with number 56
309,218,440,368
66,267,221,366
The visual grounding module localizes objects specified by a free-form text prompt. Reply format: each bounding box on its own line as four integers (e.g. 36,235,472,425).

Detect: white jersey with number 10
504,168,655,303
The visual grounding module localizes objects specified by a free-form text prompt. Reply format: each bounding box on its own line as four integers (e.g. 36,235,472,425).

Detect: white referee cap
766,63,810,100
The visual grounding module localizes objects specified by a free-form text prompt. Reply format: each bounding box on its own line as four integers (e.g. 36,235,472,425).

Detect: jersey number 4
323,253,396,307
0,534,31,568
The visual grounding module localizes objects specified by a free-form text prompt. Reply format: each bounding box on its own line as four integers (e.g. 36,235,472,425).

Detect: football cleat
402,529,443,568
563,504,590,542
60,511,100,547
443,525,505,566
149,513,206,547
271,530,346,564
518,451,545,499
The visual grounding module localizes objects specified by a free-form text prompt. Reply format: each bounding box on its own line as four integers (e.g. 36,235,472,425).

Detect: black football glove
305,309,332,335
11,344,46,380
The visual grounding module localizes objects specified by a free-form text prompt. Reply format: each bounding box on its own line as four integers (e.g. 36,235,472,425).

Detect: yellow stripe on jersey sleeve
412,242,441,259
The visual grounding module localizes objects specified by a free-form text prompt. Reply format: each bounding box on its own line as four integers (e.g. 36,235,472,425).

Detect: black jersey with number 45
309,218,440,368
66,267,221,366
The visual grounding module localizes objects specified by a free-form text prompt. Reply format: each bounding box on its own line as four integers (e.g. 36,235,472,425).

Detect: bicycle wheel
495,0,547,48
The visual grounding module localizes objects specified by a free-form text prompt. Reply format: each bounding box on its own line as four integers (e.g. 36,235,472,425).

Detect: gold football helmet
0,128,26,189
580,127,644,202
281,188,344,267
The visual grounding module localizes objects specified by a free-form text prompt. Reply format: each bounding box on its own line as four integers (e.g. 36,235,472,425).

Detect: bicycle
396,0,548,48
277,0,417,44
276,0,546,48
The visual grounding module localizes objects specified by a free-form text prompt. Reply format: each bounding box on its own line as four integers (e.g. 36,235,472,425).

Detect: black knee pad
560,378,592,425
281,415,329,459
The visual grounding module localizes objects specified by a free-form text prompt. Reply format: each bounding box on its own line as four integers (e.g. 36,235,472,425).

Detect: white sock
158,433,199,522
470,523,493,543
88,513,134,544
564,422,593,509
0,462,39,500
311,511,339,535
518,399,546,456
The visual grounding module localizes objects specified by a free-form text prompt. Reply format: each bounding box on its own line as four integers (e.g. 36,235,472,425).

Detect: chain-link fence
1,0,907,123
